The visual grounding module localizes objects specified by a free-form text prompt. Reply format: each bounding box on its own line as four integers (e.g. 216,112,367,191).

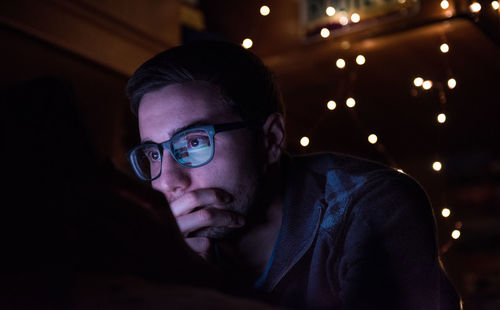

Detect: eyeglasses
127,121,248,181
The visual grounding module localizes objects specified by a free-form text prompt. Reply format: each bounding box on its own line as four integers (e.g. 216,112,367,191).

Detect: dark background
1,1,499,309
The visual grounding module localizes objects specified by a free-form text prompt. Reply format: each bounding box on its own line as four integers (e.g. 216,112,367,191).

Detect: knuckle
197,209,213,223
184,191,200,206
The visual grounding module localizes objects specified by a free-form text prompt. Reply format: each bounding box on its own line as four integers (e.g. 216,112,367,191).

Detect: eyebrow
140,119,212,144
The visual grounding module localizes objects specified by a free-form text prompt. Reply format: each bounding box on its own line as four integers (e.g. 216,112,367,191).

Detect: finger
170,189,232,217
176,209,245,235
185,237,212,260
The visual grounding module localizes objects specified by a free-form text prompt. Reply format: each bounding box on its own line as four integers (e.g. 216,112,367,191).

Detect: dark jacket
256,153,461,310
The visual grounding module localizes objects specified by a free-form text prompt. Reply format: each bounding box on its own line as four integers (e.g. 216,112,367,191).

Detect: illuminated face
138,81,265,238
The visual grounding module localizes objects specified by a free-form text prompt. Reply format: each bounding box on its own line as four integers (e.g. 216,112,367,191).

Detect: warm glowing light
451,229,461,239
336,58,346,69
470,2,482,12
432,161,442,171
260,5,270,16
300,136,310,147
397,168,404,173
320,28,330,38
339,16,349,25
422,80,433,90
346,97,356,108
351,13,361,23
493,1,500,10
326,6,336,16
327,100,337,110
413,77,424,87
440,0,449,9
398,0,407,4
441,208,451,218
368,134,378,144
356,55,366,65
440,43,449,53
242,38,253,49
437,113,447,124
448,78,457,89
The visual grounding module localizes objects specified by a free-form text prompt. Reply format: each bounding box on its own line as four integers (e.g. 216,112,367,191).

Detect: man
126,40,461,309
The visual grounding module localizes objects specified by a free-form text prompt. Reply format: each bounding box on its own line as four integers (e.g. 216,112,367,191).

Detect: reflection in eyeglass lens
173,131,212,166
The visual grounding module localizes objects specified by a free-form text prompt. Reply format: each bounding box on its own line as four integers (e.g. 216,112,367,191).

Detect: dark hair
126,40,283,125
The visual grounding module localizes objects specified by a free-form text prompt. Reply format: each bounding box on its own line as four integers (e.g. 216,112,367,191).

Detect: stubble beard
189,164,265,240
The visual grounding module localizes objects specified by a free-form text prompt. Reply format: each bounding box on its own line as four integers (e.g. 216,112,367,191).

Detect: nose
152,150,191,201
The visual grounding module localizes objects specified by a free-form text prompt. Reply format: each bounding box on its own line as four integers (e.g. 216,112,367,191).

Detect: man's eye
188,137,208,148
148,150,161,161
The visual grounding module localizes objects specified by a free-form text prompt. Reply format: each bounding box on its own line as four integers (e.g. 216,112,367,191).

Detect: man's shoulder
289,152,399,184
286,152,425,206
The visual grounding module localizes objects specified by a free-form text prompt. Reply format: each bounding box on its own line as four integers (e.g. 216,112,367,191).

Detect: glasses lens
172,129,213,167
131,144,162,180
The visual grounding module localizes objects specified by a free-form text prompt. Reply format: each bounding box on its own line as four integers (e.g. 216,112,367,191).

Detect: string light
368,134,378,144
242,38,253,49
440,43,450,53
414,77,424,87
356,55,366,65
440,0,450,9
470,2,482,12
346,97,356,108
448,78,457,89
441,207,451,217
451,229,461,239
493,1,500,10
300,136,310,147
327,100,337,110
336,58,346,69
437,113,447,124
326,6,336,16
351,13,361,23
339,16,349,26
320,28,330,38
432,161,442,171
422,80,433,90
260,5,270,16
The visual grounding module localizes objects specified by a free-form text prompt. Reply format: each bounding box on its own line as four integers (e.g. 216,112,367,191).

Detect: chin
189,226,240,239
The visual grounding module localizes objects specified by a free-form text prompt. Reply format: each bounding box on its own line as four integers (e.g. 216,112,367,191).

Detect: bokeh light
326,6,336,16
327,100,337,110
437,113,447,124
442,208,451,217
300,136,310,147
440,43,450,53
433,161,442,171
260,5,270,16
320,28,330,38
414,77,424,87
336,58,346,69
242,38,253,49
346,97,356,108
356,55,366,65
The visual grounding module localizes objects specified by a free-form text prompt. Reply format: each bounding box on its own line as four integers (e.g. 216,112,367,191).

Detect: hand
169,188,245,260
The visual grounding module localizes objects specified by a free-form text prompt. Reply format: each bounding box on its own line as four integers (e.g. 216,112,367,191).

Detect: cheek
194,135,259,189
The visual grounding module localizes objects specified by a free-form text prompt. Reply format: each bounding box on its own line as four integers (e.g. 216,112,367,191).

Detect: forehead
138,81,236,142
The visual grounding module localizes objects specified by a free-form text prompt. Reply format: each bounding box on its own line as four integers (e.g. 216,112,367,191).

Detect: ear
261,113,285,165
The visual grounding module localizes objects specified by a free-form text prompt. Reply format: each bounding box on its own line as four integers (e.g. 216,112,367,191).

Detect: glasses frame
128,121,248,181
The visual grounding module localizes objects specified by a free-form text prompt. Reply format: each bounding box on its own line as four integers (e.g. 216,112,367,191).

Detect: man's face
138,81,264,239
